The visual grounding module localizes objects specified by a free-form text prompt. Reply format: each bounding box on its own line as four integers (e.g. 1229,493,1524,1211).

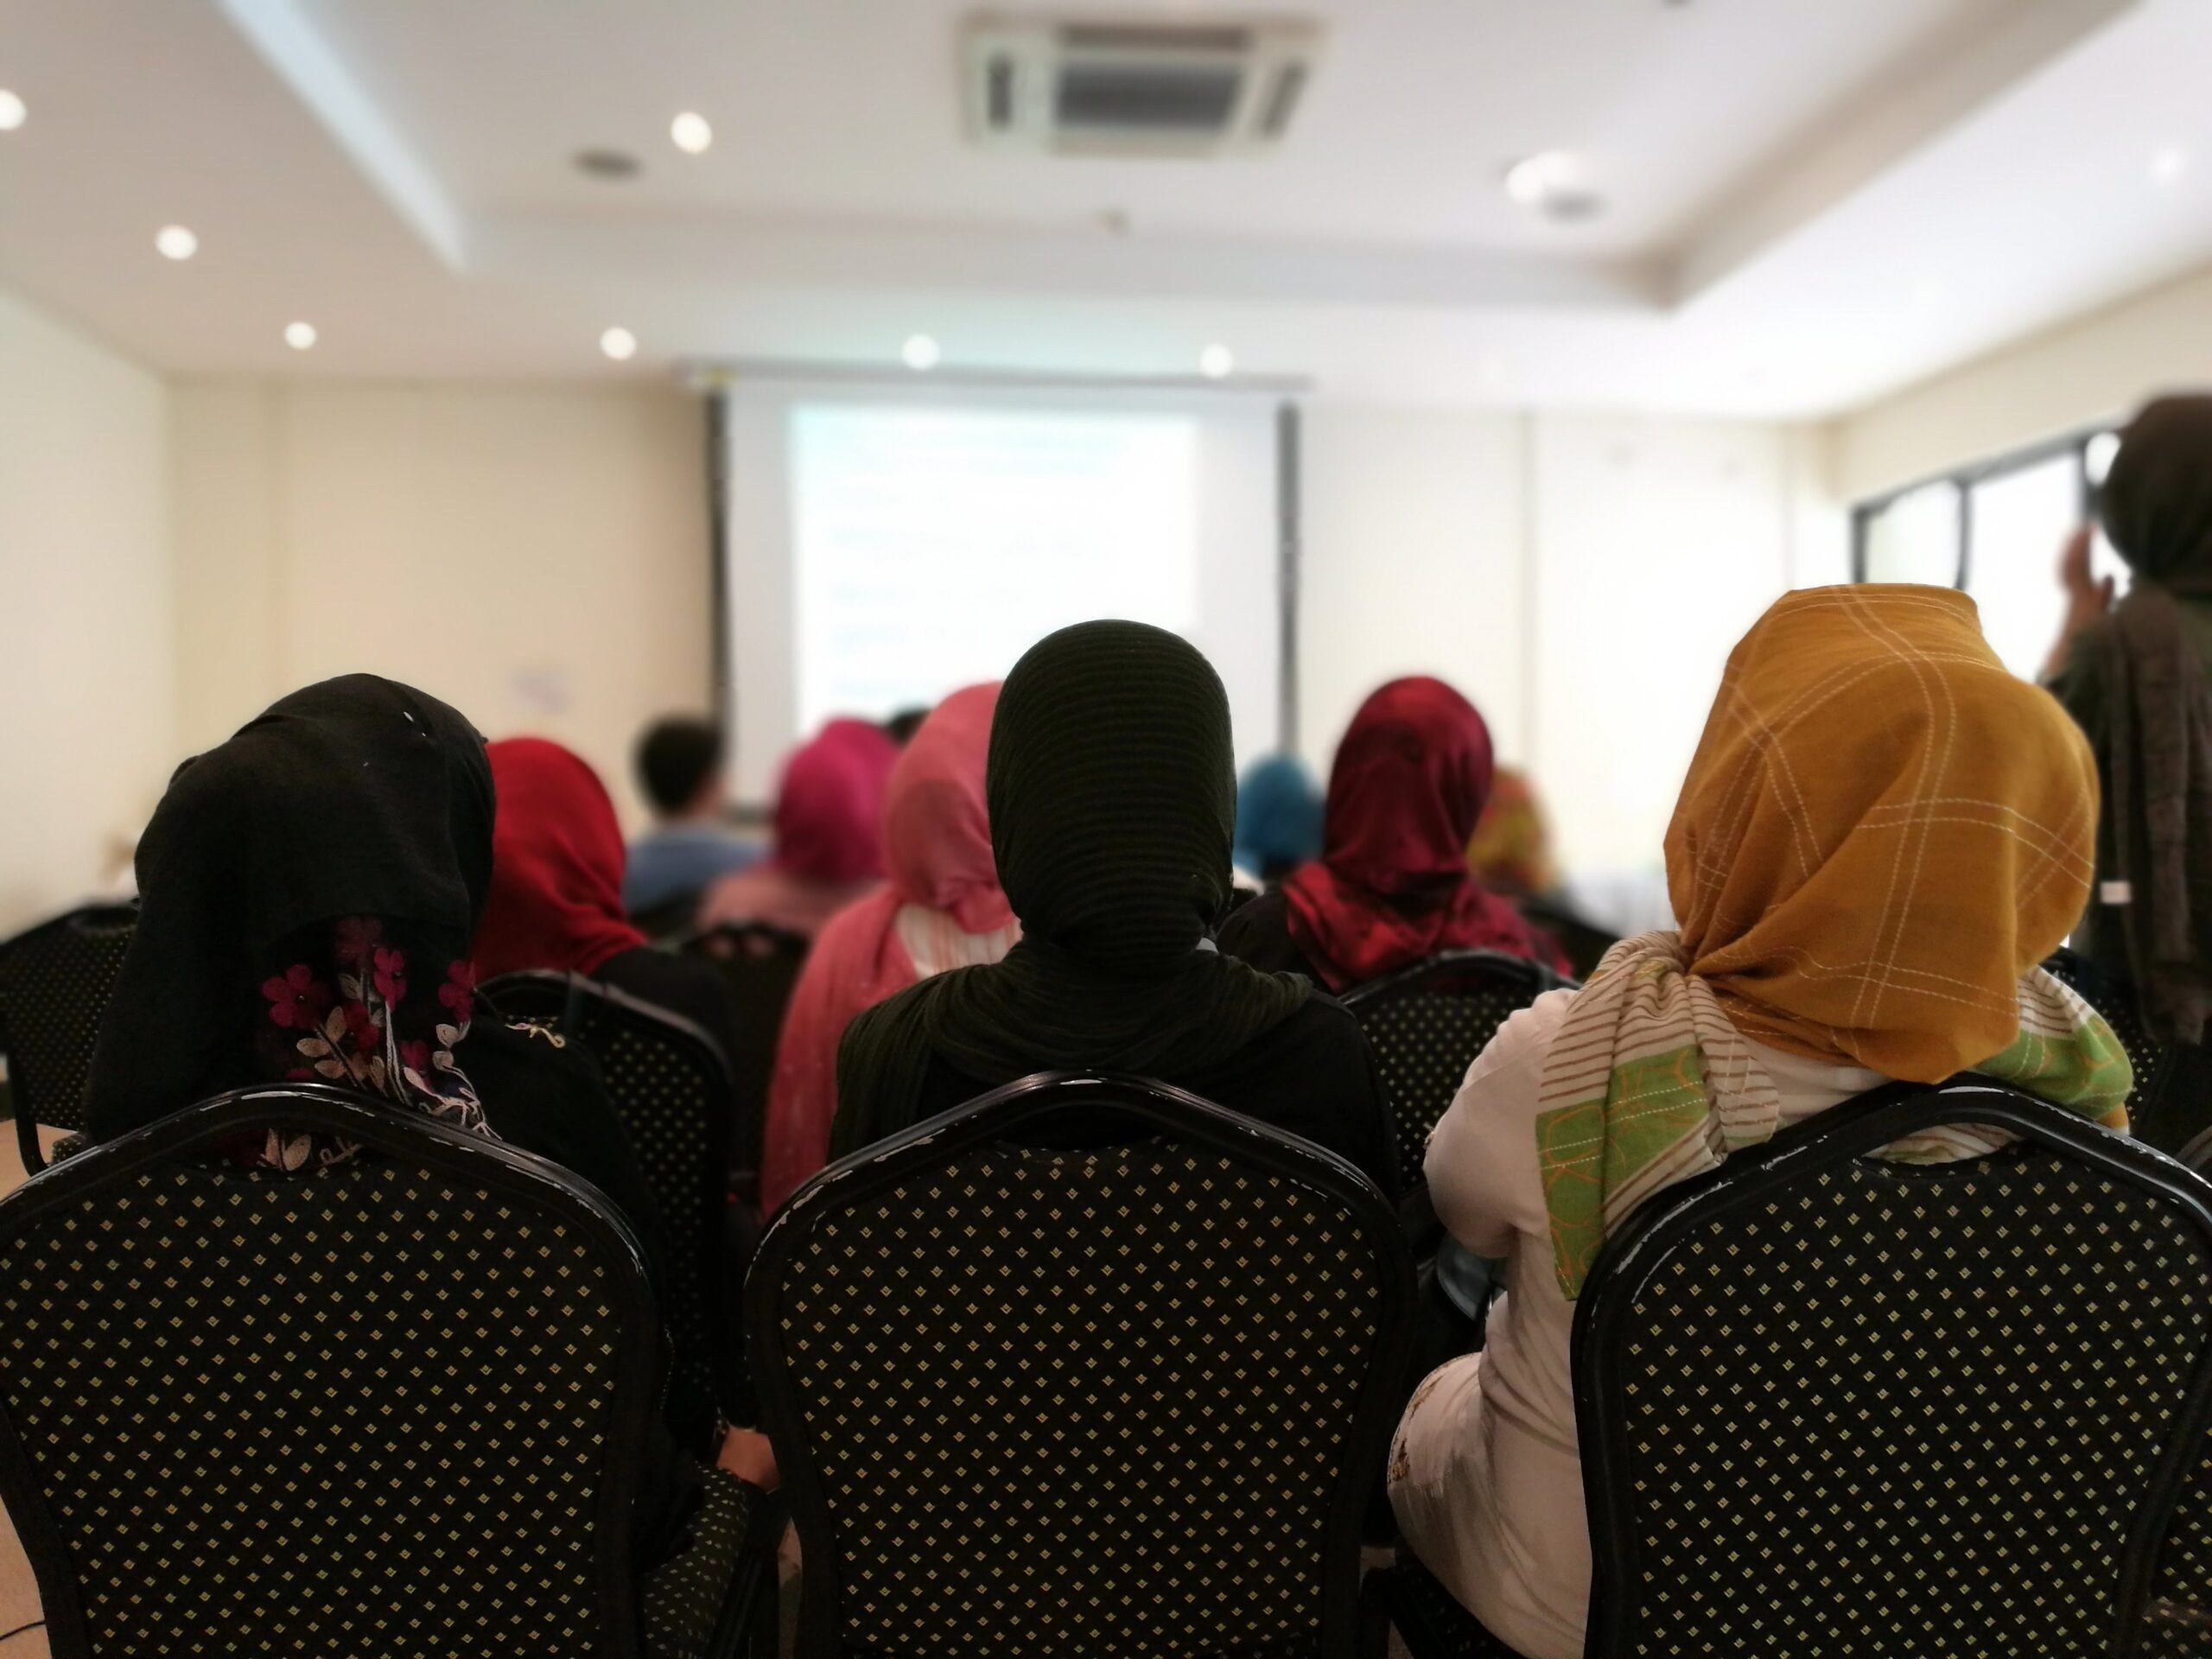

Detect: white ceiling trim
217,0,468,269
1668,0,2138,304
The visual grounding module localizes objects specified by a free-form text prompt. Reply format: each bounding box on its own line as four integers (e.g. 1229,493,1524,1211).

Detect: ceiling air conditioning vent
964,15,1319,156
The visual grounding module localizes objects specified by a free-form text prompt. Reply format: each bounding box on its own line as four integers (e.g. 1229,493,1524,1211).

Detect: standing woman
832,621,1395,1195
1218,677,1569,988
760,684,1017,1212
698,719,899,940
2044,395,2212,1045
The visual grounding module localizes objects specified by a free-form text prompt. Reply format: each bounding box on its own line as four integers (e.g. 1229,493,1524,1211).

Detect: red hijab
1283,677,1562,989
774,718,900,882
474,738,646,981
760,686,1014,1211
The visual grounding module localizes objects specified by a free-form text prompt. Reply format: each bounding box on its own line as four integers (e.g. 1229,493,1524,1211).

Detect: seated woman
1219,677,1569,988
1232,753,1323,888
84,676,774,1561
474,735,742,1073
761,684,1018,1213
830,620,1395,1195
1388,587,2132,1659
697,718,899,940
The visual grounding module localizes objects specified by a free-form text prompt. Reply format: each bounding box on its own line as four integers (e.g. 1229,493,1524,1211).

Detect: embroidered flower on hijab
372,945,408,1006
334,916,384,968
262,963,334,1030
398,1039,433,1082
340,999,380,1056
437,960,476,1027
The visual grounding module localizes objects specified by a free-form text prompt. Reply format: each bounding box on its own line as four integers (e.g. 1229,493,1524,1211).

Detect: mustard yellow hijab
1535,586,2131,1297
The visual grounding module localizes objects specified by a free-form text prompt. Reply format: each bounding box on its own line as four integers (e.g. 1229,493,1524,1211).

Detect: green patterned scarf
1535,931,2134,1300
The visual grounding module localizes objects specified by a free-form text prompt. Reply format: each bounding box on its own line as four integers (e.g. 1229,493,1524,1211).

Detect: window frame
1850,423,2110,588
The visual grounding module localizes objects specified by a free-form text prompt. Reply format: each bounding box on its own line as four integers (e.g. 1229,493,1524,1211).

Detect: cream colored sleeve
1421,987,1580,1260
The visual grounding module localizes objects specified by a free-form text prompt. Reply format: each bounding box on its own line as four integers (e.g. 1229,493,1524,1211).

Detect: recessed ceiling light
671,111,713,155
2152,145,2189,184
1198,344,1235,379
0,91,25,131
155,225,199,261
284,321,317,351
1502,149,1603,221
600,326,638,361
902,334,941,372
575,148,641,181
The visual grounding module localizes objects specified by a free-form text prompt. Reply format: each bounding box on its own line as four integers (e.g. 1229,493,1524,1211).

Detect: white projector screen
720,382,1283,803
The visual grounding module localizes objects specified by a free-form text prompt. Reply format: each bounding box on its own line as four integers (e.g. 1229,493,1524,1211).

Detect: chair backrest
1342,950,1571,1192
0,903,137,1160
2044,945,2208,1155
1573,1079,2212,1659
0,1083,664,1659
1517,894,1618,983
750,1071,1414,1659
681,923,809,1193
480,969,734,1425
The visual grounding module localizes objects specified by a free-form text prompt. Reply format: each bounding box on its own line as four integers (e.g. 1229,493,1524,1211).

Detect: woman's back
832,621,1395,1199
1389,587,2132,1659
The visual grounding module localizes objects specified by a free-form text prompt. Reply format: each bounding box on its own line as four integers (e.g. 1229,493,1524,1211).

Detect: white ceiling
2,0,2209,416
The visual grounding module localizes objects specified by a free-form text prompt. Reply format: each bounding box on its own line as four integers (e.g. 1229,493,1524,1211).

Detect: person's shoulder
1460,984,1580,1099
838,972,938,1056
1217,887,1288,945
1257,988,1370,1061
472,1013,612,1099
601,944,727,1017
1217,889,1311,976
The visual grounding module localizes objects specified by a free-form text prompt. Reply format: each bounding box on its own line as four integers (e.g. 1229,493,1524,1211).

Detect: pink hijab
760,685,1015,1211
699,717,900,938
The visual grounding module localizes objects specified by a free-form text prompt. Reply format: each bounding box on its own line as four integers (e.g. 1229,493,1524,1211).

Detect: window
1852,426,2115,679
1966,455,2077,679
1859,480,1961,588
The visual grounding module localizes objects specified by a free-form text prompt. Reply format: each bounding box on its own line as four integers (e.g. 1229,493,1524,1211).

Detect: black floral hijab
86,676,499,1162
246,915,487,1166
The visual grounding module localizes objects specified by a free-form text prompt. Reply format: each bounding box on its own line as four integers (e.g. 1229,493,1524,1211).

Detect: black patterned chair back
1573,1079,2212,1659
2045,945,2209,1155
682,923,809,1194
750,1072,1414,1659
0,903,136,1170
481,969,734,1425
0,1083,669,1658
1343,950,1570,1192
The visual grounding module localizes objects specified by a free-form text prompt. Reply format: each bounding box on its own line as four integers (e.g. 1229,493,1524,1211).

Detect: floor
0,1122,1413,1658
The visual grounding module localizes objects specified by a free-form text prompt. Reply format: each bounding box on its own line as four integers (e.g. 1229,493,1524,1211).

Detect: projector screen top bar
680,357,1313,397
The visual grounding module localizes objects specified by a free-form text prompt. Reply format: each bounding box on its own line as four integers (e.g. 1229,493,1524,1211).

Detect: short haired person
624,715,762,917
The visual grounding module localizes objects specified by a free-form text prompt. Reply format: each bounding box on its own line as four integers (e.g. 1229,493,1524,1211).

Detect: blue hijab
1234,753,1324,883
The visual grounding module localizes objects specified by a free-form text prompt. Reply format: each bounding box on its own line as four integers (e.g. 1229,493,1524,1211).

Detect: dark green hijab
831,621,1310,1154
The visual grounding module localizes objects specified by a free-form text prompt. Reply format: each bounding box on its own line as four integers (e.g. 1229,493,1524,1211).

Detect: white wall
169,381,713,827
2,288,1845,927
1299,406,1530,766
1834,260,2212,501
1300,404,1842,881
0,289,175,934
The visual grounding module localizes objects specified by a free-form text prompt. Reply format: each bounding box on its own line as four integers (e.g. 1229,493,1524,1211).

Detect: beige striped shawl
1534,931,2133,1299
